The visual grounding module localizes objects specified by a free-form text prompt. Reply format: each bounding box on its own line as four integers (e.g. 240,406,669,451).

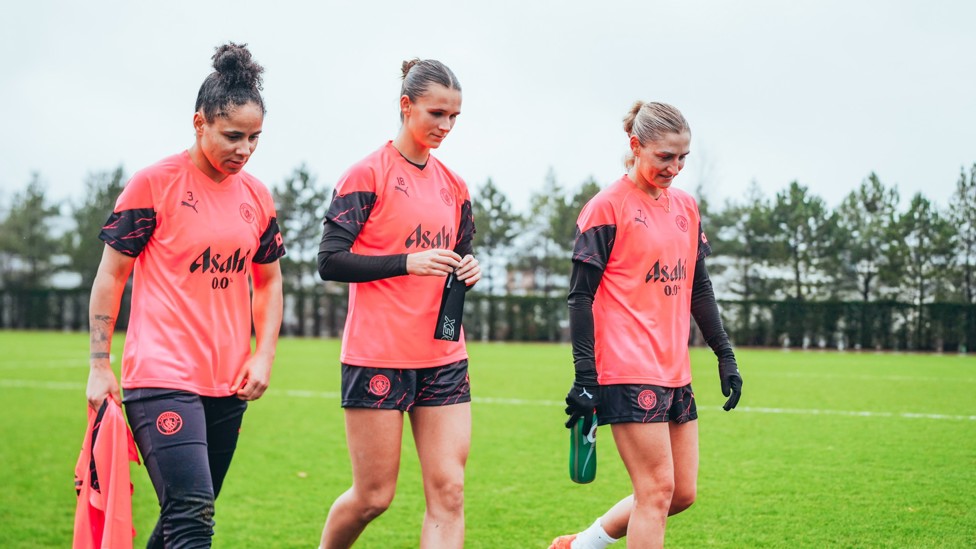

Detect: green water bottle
569,413,597,484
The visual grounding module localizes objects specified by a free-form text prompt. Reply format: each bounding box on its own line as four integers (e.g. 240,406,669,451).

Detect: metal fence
2,289,973,352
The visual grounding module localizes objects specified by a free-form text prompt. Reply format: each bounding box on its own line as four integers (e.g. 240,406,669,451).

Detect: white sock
572,519,619,549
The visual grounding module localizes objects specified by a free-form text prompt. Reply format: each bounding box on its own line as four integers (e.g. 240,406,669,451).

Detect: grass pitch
0,331,973,548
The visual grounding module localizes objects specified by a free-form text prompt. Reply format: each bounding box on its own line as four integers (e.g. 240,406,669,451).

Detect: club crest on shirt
675,215,689,232
240,203,257,223
440,188,454,206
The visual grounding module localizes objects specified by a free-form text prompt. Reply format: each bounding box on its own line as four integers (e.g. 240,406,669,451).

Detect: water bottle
569,413,597,484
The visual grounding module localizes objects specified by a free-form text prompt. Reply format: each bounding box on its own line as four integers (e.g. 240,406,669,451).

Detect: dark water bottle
569,413,597,484
434,271,465,341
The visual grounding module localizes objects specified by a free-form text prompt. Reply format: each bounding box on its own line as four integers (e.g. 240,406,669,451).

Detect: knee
669,487,696,515
161,493,216,541
427,477,465,516
636,479,676,513
353,487,396,522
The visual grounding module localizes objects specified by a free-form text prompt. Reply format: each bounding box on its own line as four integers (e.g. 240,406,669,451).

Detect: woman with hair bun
86,42,285,547
550,101,742,549
316,58,480,549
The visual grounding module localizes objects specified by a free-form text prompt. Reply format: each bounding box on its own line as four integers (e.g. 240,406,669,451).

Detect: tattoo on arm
90,352,111,359
91,314,115,343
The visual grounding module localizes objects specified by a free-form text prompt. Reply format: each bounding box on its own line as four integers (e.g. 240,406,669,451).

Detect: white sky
1,0,974,215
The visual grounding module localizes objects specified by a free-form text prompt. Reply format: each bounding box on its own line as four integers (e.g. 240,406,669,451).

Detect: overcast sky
2,0,974,217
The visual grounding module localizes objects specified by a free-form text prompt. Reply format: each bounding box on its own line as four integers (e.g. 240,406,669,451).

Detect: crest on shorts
369,374,391,396
156,411,183,435
637,389,658,410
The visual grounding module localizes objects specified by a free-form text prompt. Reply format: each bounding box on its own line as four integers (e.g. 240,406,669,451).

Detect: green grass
1,331,974,548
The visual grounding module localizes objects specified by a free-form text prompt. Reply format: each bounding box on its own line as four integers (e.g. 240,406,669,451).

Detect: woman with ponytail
316,58,480,549
86,42,285,548
551,101,742,549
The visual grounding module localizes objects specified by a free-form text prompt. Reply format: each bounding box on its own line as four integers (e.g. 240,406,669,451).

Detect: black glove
719,356,742,411
564,382,600,433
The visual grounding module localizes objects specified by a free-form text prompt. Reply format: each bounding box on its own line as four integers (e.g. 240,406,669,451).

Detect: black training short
597,383,697,425
340,360,471,411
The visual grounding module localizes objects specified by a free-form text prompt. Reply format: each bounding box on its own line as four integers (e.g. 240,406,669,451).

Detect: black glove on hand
564,382,600,433
719,357,742,411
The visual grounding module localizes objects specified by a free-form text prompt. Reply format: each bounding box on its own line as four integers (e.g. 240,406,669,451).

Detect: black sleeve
317,221,408,283
690,257,734,361
99,208,157,257
568,261,605,385
254,217,286,264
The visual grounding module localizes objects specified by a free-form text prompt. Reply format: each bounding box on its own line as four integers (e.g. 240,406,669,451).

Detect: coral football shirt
573,175,710,387
325,142,474,368
100,151,285,396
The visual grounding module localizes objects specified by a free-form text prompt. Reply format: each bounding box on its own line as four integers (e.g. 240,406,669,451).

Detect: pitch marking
5,379,973,421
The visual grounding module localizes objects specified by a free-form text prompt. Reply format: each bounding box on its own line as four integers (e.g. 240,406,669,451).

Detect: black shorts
340,360,471,412
597,383,697,425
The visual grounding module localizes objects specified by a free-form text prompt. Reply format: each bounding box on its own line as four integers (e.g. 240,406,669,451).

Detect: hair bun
401,58,421,80
212,42,264,90
623,100,645,134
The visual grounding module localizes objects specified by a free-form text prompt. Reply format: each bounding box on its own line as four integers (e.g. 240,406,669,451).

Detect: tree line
1,163,974,350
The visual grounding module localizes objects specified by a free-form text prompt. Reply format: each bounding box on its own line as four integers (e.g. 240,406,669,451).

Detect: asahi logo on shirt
645,258,687,283
189,247,252,274
404,224,453,249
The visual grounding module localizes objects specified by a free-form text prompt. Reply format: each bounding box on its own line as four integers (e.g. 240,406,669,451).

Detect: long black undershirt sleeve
567,261,604,385
317,221,408,283
690,258,735,361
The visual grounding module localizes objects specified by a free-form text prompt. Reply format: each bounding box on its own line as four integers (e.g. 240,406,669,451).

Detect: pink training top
100,151,285,396
573,175,709,387
327,142,472,368
73,400,139,549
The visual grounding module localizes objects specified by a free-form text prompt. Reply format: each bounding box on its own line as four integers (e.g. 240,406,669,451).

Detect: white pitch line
4,379,974,421
761,371,976,384
0,359,86,370
697,405,976,422
278,388,341,400
472,396,564,407
0,379,85,390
